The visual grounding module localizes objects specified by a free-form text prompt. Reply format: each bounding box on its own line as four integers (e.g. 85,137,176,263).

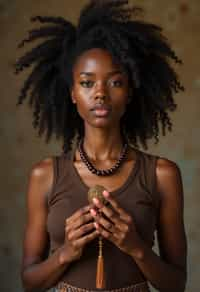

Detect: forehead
73,48,124,74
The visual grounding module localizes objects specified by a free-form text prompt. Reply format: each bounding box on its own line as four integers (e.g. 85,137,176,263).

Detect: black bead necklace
78,138,129,176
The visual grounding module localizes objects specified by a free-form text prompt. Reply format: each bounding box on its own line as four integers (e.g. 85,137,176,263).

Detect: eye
110,79,123,87
80,80,94,88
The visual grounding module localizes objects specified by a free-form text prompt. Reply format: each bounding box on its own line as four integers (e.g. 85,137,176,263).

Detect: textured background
1,0,199,291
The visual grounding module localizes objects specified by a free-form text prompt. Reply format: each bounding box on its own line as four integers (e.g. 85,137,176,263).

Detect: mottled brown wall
1,0,199,291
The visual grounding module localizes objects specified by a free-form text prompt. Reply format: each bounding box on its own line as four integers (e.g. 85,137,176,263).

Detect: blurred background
1,0,199,291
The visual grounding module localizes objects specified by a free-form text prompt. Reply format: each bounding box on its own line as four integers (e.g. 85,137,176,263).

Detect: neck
80,128,126,162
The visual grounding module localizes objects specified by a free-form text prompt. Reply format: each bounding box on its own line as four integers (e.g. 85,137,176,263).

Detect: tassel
96,236,106,289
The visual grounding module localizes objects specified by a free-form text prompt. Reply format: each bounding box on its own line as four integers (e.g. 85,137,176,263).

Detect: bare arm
21,157,99,292
130,158,187,292
21,158,73,292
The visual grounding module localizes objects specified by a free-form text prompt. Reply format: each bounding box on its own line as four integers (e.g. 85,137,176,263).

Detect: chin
90,118,119,129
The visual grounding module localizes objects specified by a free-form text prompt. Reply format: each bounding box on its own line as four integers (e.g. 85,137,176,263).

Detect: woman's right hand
61,204,99,262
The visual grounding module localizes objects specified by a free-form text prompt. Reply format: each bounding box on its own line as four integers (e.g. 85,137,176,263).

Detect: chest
73,158,136,193
47,152,158,250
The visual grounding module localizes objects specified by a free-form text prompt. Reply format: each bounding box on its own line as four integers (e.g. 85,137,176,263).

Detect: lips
91,104,111,117
91,104,111,111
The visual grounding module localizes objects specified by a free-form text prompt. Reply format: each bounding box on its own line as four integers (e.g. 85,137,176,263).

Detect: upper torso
46,144,160,289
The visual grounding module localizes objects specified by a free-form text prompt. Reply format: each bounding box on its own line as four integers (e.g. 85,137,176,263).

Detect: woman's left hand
90,190,143,258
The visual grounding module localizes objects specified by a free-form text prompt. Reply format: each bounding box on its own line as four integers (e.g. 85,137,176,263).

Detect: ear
71,89,76,104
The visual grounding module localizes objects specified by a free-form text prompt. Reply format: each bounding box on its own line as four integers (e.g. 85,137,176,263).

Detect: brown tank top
47,146,160,290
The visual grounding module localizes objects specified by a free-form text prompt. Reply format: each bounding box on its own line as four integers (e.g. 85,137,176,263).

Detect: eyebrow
79,70,124,77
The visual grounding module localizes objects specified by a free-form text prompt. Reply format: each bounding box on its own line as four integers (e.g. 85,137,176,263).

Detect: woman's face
71,48,130,129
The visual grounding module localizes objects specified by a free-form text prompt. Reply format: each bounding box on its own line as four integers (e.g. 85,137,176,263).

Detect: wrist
130,237,146,261
58,245,74,266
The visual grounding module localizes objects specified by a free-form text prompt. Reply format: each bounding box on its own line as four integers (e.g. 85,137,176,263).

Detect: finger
66,212,94,232
91,210,123,235
93,222,116,242
102,191,131,223
68,222,96,241
65,205,92,226
92,198,124,229
74,229,100,248
94,222,124,246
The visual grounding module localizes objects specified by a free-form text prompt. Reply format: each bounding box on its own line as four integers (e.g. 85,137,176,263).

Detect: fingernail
90,209,97,216
93,197,99,204
103,190,109,197
94,222,99,229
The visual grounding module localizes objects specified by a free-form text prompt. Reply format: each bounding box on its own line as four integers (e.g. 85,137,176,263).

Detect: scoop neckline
68,144,141,197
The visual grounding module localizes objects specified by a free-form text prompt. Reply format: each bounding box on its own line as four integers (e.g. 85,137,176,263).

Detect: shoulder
155,156,183,201
156,156,181,184
29,151,71,181
30,157,54,180
137,149,180,176
139,149,183,199
27,156,55,201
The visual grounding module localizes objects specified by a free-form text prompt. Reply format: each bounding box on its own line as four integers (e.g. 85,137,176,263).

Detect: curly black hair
14,0,184,153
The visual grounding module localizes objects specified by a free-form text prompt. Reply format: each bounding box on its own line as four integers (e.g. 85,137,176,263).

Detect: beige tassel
96,236,106,289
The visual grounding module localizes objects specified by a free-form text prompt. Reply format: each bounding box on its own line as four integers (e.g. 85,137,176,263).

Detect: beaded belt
54,281,150,292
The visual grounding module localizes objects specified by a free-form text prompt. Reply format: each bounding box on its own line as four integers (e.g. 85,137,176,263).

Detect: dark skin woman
20,48,187,292
14,1,187,291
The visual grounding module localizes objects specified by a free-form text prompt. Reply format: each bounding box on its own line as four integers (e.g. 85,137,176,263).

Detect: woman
14,1,187,291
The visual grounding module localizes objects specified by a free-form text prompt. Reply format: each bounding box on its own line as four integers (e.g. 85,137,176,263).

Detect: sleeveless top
47,146,160,290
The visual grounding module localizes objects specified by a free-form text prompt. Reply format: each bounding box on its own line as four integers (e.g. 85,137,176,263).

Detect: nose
95,92,107,101
94,81,108,101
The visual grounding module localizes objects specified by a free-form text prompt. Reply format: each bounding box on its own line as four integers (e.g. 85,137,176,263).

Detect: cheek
75,99,87,119
111,89,129,112
72,88,91,119
110,84,129,98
